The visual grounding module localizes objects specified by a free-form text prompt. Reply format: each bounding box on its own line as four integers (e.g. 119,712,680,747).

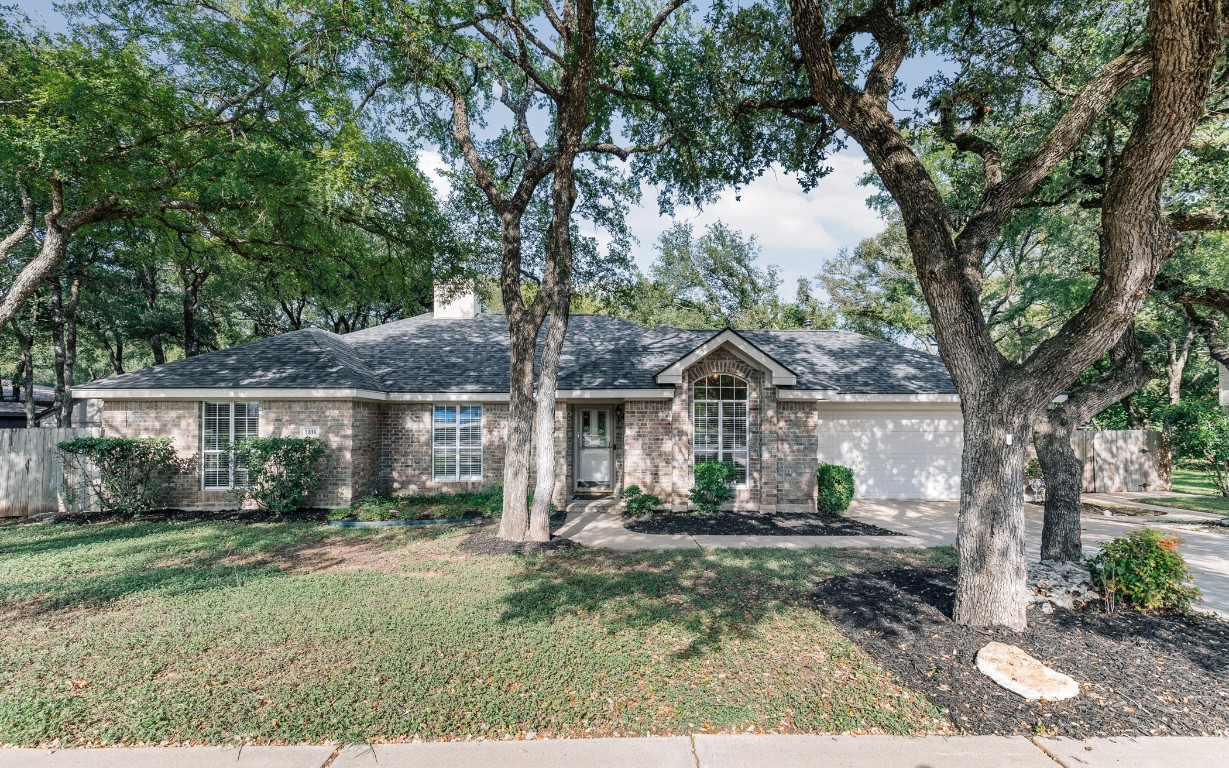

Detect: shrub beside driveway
0,521,952,746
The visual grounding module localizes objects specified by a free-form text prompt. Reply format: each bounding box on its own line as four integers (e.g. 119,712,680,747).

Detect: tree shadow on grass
0,521,456,617
497,547,952,659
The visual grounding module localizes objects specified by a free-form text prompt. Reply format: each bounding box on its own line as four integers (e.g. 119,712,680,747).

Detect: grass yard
0,520,953,747
1140,468,1229,516
1171,468,1222,497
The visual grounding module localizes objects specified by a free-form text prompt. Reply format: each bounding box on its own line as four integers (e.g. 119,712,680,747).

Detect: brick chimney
433,280,480,319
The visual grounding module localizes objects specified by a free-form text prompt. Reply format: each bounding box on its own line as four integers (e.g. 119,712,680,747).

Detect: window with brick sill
693,373,749,486
433,404,482,481
202,401,259,490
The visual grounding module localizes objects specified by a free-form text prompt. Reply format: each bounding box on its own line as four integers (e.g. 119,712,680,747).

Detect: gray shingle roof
78,328,386,391
78,314,956,396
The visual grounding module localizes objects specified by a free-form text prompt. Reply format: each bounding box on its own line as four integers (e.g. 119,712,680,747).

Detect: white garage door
816,403,963,500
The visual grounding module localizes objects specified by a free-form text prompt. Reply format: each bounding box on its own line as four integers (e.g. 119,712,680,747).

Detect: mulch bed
458,529,584,556
624,510,902,537
458,513,580,555
812,566,1229,737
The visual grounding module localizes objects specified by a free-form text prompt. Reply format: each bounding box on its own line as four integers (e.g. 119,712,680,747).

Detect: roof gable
655,328,798,386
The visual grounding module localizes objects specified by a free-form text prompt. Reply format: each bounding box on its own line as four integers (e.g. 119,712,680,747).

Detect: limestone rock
1028,560,1098,611
976,641,1080,701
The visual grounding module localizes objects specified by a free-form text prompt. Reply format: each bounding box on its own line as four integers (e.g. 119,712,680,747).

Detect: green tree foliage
608,221,834,330
1167,400,1229,498
2,2,447,405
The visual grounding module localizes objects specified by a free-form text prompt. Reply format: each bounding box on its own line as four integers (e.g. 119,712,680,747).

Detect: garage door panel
818,404,963,500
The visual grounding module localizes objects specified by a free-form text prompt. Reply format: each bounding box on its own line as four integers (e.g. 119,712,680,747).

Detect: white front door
576,407,612,491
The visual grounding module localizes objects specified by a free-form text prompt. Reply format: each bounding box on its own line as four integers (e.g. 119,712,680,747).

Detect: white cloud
416,150,451,197
419,145,888,296
625,150,888,287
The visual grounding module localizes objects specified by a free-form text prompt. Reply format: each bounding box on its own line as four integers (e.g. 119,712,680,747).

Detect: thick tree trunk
63,276,78,425
1034,327,1154,561
94,319,125,375
529,298,571,541
952,397,1031,631
0,181,117,336
140,264,166,365
498,322,538,541
51,279,69,426
50,276,80,426
181,266,207,357
1034,417,1084,562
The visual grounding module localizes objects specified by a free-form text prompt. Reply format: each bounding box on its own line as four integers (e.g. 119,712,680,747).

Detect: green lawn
0,521,953,747
1140,468,1229,515
1171,468,1222,496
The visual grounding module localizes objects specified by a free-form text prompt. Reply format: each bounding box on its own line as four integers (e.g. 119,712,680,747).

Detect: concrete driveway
846,498,1229,617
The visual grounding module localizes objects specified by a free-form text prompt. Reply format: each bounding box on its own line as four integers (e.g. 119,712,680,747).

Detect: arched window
693,373,748,484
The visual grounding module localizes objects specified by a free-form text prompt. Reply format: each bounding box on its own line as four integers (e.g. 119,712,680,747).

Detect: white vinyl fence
0,427,102,517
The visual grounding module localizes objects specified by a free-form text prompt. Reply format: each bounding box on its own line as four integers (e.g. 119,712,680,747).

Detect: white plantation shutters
202,401,260,489
433,404,483,481
693,374,749,484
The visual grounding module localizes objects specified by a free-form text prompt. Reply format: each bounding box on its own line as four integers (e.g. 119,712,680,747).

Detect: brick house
73,287,963,511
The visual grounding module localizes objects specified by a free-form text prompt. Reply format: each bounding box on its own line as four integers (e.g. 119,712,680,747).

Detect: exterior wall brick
99,350,822,512
379,401,507,495
623,399,673,500
102,399,363,510
768,400,820,511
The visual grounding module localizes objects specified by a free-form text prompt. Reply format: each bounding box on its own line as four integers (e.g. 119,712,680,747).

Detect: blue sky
13,0,921,295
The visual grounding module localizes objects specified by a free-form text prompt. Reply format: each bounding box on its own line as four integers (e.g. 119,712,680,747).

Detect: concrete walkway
4,735,1227,767
558,498,1229,616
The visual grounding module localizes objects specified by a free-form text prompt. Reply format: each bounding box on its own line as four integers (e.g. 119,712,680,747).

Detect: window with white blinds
693,374,749,485
433,404,483,481
202,401,260,490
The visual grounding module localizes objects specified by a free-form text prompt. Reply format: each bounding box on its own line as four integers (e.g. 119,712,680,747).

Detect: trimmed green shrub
57,437,185,517
234,437,326,516
1088,529,1201,614
817,463,855,514
691,461,737,515
621,484,664,516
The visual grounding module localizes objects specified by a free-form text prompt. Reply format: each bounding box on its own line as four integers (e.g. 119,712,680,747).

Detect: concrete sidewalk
3,735,1227,767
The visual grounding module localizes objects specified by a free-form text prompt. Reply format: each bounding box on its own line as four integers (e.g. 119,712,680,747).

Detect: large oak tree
674,0,1225,628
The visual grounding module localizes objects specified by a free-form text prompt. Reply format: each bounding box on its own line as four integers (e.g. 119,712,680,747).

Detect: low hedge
234,437,326,516
621,485,665,516
57,437,186,517
817,463,854,514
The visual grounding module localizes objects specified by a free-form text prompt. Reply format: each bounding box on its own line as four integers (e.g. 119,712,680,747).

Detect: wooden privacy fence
1073,429,1169,494
0,427,102,517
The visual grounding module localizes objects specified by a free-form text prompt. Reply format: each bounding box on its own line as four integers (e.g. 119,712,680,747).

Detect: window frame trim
691,374,750,488
200,400,260,491
431,403,484,483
